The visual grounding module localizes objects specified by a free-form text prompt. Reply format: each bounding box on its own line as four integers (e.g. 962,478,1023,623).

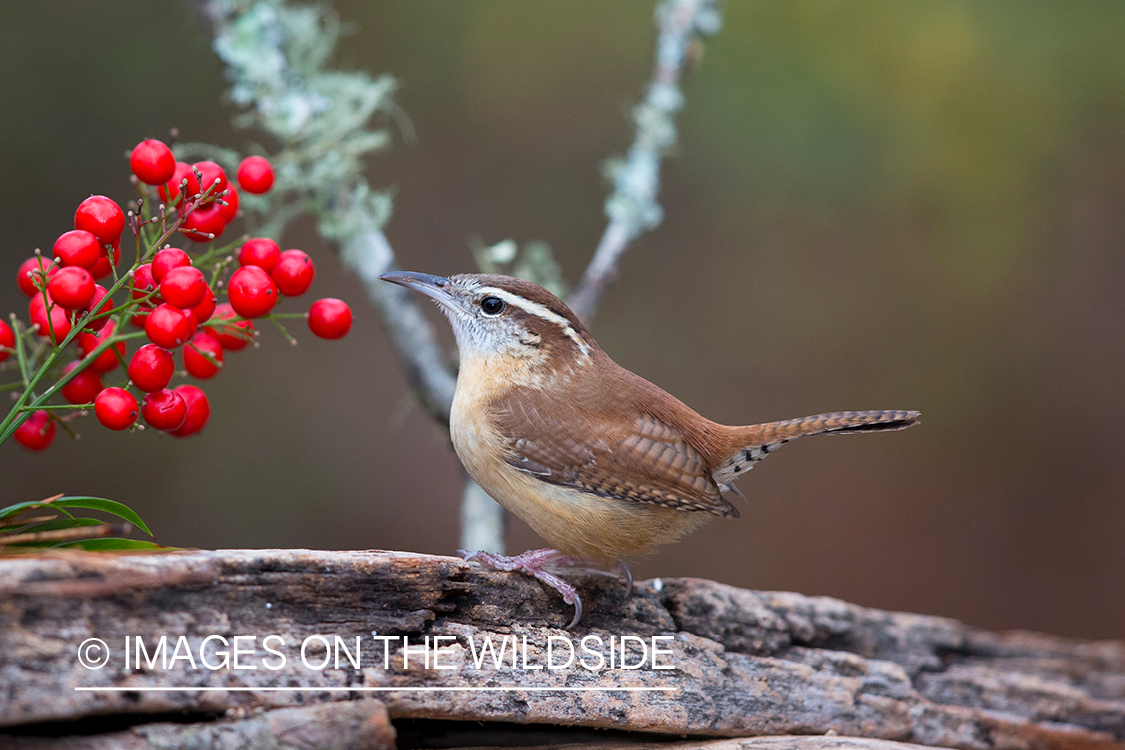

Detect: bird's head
379,272,595,366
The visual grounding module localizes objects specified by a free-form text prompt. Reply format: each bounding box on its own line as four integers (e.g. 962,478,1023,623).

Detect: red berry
271,250,315,296
14,410,55,451
308,298,352,339
159,161,201,203
61,361,103,405
53,230,101,270
78,323,125,373
128,344,175,393
88,242,120,281
28,292,72,343
0,319,14,363
130,311,150,329
192,161,228,196
79,285,112,333
210,303,255,350
130,140,176,185
183,330,224,379
180,201,227,242
170,385,211,437
131,263,161,306
239,238,280,273
219,185,239,224
47,266,95,310
74,196,125,245
160,266,207,309
193,284,217,324
151,248,191,282
237,156,275,194
145,303,198,348
142,389,187,431
95,387,138,431
16,256,55,297
228,266,278,318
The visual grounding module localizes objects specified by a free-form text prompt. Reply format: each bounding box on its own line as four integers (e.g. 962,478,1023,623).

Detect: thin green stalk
23,403,94,412
0,328,147,443
111,344,130,372
203,247,241,288
190,240,237,269
268,316,297,345
12,318,31,386
92,290,159,322
38,284,59,353
0,217,188,444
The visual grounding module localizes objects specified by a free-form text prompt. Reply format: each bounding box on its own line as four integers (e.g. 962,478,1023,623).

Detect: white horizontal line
75,686,677,693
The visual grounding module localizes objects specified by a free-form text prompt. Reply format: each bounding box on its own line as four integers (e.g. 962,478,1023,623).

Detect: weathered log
0,700,395,750
0,549,1121,750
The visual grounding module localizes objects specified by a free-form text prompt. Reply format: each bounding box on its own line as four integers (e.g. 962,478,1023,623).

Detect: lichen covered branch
569,0,724,321
202,0,456,425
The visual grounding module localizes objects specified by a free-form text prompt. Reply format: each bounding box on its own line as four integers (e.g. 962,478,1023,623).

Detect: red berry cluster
1,137,352,452
133,139,269,244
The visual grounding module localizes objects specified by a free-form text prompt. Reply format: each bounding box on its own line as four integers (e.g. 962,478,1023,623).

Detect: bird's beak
380,271,451,300
379,271,458,312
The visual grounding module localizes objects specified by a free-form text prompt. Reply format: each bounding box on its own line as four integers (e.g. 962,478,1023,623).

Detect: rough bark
0,549,1121,750
1,701,395,750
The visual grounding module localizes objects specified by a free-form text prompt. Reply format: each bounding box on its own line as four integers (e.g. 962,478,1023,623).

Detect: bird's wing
494,392,736,518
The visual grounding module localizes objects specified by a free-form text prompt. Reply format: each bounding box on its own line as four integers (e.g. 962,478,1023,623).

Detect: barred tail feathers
710,410,919,489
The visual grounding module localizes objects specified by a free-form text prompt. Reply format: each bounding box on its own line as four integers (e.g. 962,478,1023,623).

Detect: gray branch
201,0,457,428
569,0,723,321
340,225,455,423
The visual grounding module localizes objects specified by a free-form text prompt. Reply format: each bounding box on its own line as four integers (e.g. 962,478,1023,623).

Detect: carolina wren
381,271,918,628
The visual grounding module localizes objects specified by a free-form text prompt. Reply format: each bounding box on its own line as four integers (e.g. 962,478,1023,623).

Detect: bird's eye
480,296,505,316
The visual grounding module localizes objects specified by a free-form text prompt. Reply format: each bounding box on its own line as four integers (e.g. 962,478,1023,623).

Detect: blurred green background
1,1,1123,640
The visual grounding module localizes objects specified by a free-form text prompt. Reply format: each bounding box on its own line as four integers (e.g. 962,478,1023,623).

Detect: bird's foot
615,561,633,599
459,548,585,629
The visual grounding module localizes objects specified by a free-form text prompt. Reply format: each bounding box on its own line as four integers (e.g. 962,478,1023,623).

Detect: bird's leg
615,561,633,598
549,556,631,597
460,548,584,629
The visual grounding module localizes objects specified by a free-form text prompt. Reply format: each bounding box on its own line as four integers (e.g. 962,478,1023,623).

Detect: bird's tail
710,410,919,490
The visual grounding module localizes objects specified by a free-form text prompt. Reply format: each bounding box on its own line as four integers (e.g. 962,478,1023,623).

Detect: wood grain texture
1,701,395,750
0,549,1121,750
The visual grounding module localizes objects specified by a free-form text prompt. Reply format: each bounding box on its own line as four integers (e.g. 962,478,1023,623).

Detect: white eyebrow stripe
480,287,591,359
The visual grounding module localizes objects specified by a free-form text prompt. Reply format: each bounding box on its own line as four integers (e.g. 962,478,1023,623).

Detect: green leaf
0,499,76,522
5,517,104,536
4,539,72,549
51,497,154,537
55,538,169,551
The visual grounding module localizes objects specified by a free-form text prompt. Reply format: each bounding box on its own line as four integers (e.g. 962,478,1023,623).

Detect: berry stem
111,344,131,373
0,215,185,445
0,327,146,444
267,316,297,345
109,249,121,285
94,293,155,322
52,411,79,441
38,285,59,354
20,403,95,412
208,257,236,289
191,236,241,269
12,317,31,387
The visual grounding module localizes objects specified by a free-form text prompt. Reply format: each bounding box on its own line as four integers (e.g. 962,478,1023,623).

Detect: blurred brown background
1,1,1122,640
